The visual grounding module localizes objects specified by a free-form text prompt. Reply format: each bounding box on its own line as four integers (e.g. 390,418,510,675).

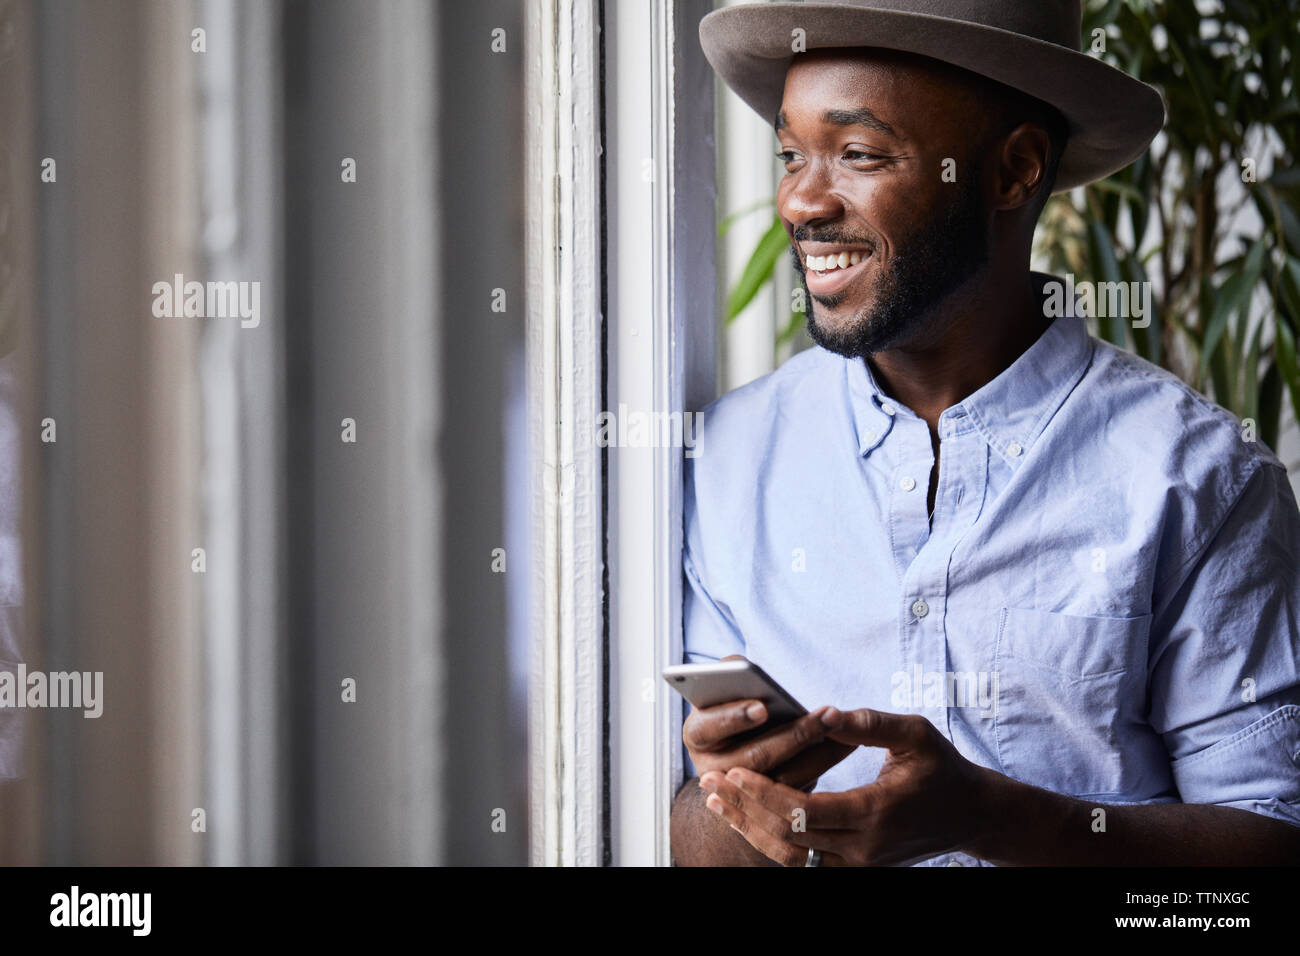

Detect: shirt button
1006,441,1022,457
947,859,963,867
880,403,896,416
864,430,877,443
911,599,929,619
899,476,916,492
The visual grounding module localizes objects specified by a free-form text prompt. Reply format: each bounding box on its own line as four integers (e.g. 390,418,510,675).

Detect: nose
778,162,846,231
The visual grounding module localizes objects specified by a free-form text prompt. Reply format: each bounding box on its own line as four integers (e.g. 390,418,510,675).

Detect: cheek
858,179,946,256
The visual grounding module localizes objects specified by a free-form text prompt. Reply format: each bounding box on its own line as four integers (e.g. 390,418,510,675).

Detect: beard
796,172,989,359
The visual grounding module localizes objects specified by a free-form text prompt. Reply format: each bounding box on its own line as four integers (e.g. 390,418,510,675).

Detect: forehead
777,48,984,131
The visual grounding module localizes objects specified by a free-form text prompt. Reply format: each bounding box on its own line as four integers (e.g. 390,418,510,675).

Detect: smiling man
672,0,1300,866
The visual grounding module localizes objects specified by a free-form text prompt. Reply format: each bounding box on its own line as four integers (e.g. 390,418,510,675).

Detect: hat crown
825,0,1081,51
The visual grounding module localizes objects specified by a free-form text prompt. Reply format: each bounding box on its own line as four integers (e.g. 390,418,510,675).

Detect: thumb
825,708,922,751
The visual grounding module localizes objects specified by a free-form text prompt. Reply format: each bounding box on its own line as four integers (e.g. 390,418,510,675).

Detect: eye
774,148,888,170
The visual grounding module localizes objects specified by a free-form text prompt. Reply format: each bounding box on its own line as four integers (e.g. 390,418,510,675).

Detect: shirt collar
844,275,1094,465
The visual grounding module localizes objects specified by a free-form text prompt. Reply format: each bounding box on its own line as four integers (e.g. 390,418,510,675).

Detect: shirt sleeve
682,546,746,665
681,450,747,665
1148,460,1300,827
679,457,748,779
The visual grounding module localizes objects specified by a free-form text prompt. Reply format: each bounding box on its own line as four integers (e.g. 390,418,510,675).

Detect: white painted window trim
528,0,715,867
197,0,287,866
607,0,717,867
526,0,606,868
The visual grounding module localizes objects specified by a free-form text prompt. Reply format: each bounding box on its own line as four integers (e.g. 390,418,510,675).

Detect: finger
824,708,928,751
770,740,855,790
804,786,883,831
701,781,812,868
702,772,863,865
715,707,842,773
721,766,807,820
682,698,769,751
702,770,801,843
709,772,865,860
726,766,888,832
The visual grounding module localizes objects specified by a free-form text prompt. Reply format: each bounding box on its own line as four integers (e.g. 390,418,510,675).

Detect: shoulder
1086,336,1282,469
684,346,846,543
699,344,841,425
689,345,845,476
1078,337,1290,569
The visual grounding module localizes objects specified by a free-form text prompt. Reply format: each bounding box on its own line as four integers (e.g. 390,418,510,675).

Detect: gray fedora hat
699,0,1165,192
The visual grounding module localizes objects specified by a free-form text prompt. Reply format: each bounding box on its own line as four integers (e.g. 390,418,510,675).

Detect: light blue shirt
683,282,1300,865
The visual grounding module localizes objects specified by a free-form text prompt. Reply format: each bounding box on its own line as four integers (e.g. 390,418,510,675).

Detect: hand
682,659,854,791
698,708,996,866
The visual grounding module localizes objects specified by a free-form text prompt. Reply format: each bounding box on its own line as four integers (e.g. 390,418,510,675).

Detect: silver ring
805,847,822,867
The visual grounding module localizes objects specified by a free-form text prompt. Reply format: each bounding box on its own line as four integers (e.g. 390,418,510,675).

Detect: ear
993,122,1051,211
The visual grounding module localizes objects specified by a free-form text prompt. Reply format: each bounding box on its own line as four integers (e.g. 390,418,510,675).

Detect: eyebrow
774,107,897,137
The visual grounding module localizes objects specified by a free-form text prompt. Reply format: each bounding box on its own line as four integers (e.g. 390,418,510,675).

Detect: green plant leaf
1259,361,1283,452
1274,316,1300,432
1285,255,1300,309
777,310,805,346
1164,27,1227,145
718,198,776,238
725,216,790,323
1279,196,1300,258
1269,167,1300,190
1126,253,1161,366
1091,177,1145,207
1199,239,1266,381
1242,316,1263,423
1086,219,1127,347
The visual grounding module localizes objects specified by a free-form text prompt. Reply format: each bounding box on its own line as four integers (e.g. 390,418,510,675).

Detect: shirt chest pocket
993,607,1152,798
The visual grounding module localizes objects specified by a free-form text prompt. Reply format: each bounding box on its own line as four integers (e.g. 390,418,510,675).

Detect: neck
865,267,1048,433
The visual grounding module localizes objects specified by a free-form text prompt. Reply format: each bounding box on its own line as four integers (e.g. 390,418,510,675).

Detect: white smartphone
662,659,806,728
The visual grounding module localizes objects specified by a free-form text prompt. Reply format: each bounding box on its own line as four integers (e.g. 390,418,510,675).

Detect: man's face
775,49,993,357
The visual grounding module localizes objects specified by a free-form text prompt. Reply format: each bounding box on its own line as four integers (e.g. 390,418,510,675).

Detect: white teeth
805,250,867,272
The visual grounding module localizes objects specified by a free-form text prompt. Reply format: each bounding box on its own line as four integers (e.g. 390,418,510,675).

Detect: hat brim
700,3,1165,192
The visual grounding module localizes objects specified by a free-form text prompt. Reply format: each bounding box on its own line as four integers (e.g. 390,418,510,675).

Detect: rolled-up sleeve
1150,460,1300,826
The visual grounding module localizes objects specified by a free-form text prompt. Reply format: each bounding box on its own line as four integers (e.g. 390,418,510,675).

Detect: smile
803,248,872,296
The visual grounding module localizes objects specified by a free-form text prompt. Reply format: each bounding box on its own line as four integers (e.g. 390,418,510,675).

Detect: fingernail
699,776,717,793
726,768,743,784
706,795,724,815
820,706,842,727
746,702,766,722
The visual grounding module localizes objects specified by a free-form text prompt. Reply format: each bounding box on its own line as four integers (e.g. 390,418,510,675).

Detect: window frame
527,0,716,867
